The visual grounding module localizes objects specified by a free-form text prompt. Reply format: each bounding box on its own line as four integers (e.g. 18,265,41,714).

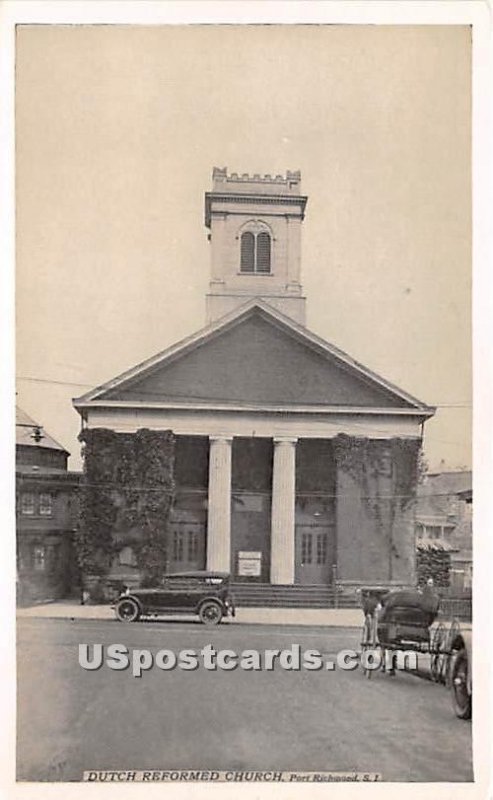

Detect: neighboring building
73,168,435,603
416,470,472,593
16,407,81,604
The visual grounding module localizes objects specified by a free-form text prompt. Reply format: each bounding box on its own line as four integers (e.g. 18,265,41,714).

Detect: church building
73,168,434,604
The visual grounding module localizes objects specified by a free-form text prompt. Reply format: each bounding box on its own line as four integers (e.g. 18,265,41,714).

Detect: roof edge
73,397,434,418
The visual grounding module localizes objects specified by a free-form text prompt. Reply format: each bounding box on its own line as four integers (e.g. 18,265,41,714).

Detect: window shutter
256,232,271,273
240,232,255,272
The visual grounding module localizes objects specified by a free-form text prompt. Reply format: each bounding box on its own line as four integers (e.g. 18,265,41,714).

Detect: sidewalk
16,601,472,632
17,601,364,628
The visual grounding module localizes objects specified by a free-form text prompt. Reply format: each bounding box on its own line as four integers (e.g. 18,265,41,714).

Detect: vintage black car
113,571,235,625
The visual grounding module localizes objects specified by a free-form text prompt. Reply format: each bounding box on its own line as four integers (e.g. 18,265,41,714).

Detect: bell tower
204,167,308,324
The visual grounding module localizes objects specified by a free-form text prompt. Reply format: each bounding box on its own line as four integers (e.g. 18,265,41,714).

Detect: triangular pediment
74,301,432,412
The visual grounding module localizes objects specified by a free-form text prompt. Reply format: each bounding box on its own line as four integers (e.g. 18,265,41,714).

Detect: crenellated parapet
212,166,302,194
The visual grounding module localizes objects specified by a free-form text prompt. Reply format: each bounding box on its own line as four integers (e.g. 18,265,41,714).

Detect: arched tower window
240,230,271,274
240,231,255,273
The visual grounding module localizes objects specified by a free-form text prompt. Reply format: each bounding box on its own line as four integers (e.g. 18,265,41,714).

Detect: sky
15,24,472,472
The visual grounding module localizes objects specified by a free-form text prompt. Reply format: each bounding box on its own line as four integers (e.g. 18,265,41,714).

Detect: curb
16,604,364,628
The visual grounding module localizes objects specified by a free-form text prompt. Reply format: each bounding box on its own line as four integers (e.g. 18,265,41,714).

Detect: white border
1,3,491,800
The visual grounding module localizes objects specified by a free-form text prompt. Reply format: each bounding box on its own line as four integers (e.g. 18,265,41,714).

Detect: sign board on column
238,551,262,577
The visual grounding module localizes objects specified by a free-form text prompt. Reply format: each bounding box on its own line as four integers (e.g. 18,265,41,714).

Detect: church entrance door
168,520,206,573
167,490,207,573
295,523,334,584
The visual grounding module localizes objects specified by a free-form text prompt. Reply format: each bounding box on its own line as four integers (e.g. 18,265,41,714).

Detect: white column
270,437,297,584
207,436,232,572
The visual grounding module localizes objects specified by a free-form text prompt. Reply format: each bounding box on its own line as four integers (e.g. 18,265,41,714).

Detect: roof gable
74,300,432,413
16,406,69,453
419,471,472,496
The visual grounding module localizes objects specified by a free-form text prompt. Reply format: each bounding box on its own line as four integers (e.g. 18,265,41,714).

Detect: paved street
17,617,472,783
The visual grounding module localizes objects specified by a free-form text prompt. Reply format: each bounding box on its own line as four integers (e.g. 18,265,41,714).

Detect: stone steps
231,582,359,609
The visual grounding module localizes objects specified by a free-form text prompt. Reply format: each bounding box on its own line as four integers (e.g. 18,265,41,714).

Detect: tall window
240,231,271,274
21,493,35,515
173,531,184,562
33,545,46,571
187,532,198,562
301,532,312,564
39,493,53,516
316,533,327,565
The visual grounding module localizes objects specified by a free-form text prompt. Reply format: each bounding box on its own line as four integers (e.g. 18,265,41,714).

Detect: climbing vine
416,545,451,588
333,434,422,579
76,428,175,589
390,438,424,512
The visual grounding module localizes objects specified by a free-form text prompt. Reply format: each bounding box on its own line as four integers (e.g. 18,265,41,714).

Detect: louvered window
240,231,271,274
256,232,271,272
240,232,255,272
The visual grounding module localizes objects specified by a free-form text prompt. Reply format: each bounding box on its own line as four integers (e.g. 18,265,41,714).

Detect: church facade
73,169,434,601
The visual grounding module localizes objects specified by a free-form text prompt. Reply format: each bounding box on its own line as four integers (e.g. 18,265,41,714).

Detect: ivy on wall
416,544,451,588
76,428,175,588
332,434,423,579
332,435,422,506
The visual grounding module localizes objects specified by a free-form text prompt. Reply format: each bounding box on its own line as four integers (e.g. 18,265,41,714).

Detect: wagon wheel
430,622,447,683
451,648,472,719
360,614,378,679
443,618,462,688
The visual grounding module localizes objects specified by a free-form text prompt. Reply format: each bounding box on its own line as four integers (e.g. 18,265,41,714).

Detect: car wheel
451,649,472,719
115,598,141,623
199,601,223,626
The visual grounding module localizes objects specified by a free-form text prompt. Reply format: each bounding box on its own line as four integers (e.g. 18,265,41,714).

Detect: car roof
164,571,230,579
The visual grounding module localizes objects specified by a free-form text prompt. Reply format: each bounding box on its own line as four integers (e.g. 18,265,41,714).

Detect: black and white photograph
3,1,491,795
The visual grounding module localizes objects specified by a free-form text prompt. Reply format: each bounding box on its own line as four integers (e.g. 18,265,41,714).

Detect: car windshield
158,574,227,587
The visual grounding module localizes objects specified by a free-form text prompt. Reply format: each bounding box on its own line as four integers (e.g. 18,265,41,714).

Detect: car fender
195,596,223,615
118,594,144,614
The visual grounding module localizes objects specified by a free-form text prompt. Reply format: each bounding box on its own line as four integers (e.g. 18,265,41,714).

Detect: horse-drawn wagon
359,585,471,720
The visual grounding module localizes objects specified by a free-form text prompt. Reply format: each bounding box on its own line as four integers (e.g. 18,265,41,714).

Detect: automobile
113,570,236,625
449,627,472,720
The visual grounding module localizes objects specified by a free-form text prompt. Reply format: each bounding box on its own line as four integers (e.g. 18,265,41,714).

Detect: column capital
209,435,233,444
273,436,298,445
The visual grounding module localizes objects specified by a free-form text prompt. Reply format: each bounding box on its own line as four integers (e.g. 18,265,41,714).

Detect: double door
295,523,335,584
168,520,205,573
